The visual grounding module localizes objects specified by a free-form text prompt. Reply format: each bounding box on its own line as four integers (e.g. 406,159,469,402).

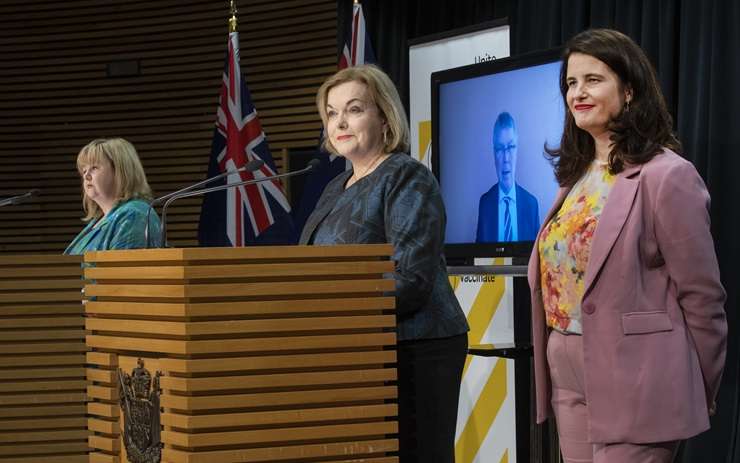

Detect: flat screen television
431,49,564,260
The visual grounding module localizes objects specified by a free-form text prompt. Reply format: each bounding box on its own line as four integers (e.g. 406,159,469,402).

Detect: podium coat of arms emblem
118,359,163,463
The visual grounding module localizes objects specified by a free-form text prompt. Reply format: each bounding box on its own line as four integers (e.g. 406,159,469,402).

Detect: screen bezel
431,48,562,260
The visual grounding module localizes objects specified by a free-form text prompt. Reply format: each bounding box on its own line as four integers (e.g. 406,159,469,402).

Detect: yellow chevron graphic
450,275,461,291
461,275,505,378
418,120,431,162
500,449,509,463
455,358,508,463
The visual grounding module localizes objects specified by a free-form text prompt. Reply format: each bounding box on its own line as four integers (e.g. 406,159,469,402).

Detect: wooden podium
83,245,399,463
0,254,88,463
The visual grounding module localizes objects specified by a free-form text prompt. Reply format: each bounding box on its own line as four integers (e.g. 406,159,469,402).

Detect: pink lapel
582,163,643,296
528,186,571,290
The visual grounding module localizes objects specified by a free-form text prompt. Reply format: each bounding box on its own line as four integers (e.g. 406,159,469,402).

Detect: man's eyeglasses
494,144,517,154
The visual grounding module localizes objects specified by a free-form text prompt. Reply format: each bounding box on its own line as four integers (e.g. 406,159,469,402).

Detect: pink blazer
528,149,727,443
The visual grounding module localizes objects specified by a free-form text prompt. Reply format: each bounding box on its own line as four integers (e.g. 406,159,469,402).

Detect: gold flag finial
229,0,238,32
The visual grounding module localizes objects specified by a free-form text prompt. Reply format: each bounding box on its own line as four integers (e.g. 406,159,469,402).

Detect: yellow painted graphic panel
418,120,431,163
454,257,517,462
461,276,504,378
456,358,507,463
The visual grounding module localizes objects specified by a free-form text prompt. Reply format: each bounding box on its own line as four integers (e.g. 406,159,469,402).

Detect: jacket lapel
65,220,97,254
492,185,499,235
515,184,525,236
78,209,118,250
300,171,352,244
582,164,642,296
300,197,335,245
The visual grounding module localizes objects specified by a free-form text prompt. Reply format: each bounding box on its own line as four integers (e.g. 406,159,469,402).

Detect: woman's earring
625,99,631,113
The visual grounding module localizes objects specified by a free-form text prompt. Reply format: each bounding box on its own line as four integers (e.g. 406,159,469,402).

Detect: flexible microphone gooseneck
144,159,265,248
159,158,321,247
0,189,41,207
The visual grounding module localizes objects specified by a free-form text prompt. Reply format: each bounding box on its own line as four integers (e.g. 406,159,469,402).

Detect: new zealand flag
198,32,296,246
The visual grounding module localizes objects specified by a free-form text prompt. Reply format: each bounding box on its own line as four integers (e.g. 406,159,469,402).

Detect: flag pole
229,0,238,32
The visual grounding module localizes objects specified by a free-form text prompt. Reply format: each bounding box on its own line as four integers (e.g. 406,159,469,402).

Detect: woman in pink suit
529,28,727,462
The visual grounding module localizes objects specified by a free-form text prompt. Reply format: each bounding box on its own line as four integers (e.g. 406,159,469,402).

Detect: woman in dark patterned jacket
300,64,469,463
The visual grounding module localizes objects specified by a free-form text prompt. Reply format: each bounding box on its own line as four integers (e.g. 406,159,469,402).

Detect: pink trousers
546,330,680,463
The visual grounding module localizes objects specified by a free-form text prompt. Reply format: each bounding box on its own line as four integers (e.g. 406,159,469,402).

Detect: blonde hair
76,138,152,221
316,64,410,155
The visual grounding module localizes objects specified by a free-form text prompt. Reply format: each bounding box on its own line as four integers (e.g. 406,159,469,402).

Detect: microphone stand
159,160,319,248
0,190,40,207
144,159,264,248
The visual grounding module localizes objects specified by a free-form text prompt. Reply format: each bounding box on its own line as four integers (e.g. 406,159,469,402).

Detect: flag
198,32,296,246
339,1,376,69
293,1,376,234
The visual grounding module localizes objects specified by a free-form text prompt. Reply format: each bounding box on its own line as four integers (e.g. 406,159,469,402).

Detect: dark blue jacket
476,183,540,242
300,152,469,341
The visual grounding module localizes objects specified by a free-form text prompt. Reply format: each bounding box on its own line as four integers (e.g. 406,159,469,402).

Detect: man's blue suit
476,183,540,242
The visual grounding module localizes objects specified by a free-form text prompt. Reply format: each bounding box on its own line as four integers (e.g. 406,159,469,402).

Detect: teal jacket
64,199,161,255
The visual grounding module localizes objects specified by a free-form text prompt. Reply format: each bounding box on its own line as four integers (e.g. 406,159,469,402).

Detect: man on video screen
476,111,540,243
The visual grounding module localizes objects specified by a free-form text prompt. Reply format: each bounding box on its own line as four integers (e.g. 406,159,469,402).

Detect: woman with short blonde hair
65,138,160,254
315,64,410,156
76,138,153,221
302,64,468,463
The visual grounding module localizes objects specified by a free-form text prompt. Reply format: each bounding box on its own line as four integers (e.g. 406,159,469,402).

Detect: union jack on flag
198,32,295,246
339,1,374,69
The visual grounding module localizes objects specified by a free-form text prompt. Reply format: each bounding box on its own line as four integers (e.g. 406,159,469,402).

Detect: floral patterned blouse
538,160,616,334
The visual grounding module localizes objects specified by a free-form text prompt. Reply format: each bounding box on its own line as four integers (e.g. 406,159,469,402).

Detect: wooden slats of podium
0,255,88,463
83,245,399,463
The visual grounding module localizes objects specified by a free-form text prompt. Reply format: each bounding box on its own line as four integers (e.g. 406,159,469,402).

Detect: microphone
0,189,40,207
159,158,321,247
152,159,265,206
144,159,264,248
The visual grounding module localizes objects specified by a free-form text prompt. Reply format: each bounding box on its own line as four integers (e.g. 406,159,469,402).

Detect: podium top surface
84,244,394,263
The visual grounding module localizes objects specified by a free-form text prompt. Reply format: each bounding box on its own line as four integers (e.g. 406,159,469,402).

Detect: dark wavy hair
546,28,681,187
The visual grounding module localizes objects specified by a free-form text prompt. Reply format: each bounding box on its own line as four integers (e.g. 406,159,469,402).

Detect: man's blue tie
503,197,512,241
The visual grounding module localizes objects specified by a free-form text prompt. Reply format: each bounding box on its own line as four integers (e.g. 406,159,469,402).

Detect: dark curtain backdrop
337,0,740,461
